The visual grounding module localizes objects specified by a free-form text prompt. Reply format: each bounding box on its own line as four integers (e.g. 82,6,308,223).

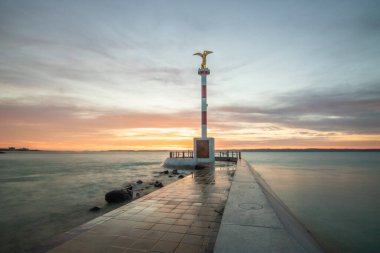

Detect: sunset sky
1,0,380,150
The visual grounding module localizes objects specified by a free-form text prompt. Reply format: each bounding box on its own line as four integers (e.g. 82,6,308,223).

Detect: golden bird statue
194,50,213,68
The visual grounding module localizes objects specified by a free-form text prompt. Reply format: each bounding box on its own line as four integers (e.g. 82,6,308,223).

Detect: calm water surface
244,152,380,253
0,151,169,253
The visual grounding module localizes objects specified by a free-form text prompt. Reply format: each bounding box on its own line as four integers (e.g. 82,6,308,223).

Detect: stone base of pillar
194,137,215,164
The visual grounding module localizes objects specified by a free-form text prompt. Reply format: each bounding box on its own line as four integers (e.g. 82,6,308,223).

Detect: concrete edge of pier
214,159,325,253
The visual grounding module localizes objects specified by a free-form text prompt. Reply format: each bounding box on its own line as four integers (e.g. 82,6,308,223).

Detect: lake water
244,152,380,253
0,151,379,253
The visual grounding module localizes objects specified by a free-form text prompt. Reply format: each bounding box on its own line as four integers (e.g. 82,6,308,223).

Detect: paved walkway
214,160,324,253
47,163,235,253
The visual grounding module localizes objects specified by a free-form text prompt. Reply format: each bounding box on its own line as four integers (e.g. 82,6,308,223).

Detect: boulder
136,180,143,184
163,170,169,174
178,175,184,179
154,181,163,188
124,184,133,191
172,169,179,175
89,206,101,212
105,189,132,203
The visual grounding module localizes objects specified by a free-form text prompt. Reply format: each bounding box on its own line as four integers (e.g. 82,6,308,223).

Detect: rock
178,175,184,179
124,184,133,191
105,189,132,203
163,170,169,174
136,180,143,184
169,175,173,178
172,169,179,175
89,206,100,212
154,181,163,188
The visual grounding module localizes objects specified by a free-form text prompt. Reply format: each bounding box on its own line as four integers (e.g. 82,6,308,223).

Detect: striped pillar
198,68,210,138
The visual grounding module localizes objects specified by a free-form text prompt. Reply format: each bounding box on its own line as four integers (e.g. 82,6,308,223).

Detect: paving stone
181,234,204,245
151,240,179,253
158,218,177,225
161,232,185,242
174,242,201,253
191,221,212,228
151,224,172,232
142,230,165,240
119,228,147,238
111,236,135,248
135,222,155,230
168,225,189,234
164,213,183,219
106,246,126,253
187,226,211,236
129,238,157,251
144,216,162,223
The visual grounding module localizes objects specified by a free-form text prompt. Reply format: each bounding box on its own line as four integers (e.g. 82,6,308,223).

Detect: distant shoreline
0,148,40,152
1,148,379,153
240,148,380,152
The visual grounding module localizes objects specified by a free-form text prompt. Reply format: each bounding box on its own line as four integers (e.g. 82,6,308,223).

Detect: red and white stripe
198,68,210,138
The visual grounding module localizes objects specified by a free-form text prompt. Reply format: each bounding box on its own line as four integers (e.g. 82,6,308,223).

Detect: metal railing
168,150,241,160
169,150,194,158
215,150,242,160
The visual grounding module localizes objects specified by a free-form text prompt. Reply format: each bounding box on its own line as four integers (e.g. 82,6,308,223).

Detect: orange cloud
1,103,380,151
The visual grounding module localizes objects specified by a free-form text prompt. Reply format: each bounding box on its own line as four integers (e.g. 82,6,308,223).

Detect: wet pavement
47,162,235,253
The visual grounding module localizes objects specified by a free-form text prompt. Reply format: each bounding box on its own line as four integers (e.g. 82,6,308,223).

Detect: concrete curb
214,159,325,253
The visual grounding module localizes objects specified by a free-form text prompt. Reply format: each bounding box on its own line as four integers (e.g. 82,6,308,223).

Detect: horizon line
2,148,380,152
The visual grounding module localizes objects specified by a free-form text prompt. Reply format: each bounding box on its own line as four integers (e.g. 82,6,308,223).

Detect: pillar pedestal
194,137,215,164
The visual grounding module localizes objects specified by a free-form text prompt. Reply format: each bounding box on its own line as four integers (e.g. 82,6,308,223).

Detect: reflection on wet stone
47,162,236,253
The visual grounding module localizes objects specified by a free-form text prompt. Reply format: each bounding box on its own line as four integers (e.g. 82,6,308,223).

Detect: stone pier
37,159,325,253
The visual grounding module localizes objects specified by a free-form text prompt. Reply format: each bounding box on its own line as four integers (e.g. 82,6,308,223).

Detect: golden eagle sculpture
194,50,213,68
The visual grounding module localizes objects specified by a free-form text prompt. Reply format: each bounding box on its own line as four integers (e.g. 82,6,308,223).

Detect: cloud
1,84,380,150
0,102,200,150
215,83,380,134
